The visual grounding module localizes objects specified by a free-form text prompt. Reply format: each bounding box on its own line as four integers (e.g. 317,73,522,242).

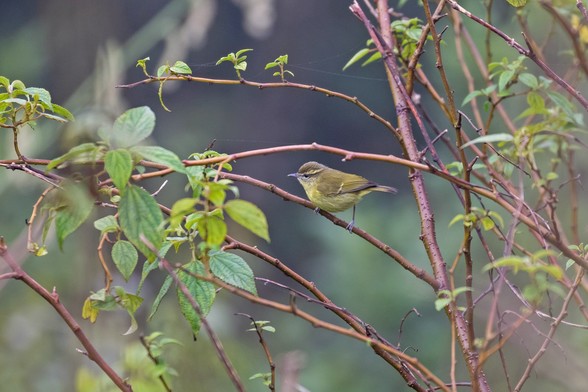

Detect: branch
0,237,133,392
154,252,245,392
220,172,438,289
513,268,585,391
235,313,276,391
179,266,451,392
446,0,588,112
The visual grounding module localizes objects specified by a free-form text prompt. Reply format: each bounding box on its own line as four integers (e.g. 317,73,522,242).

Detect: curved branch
0,238,133,392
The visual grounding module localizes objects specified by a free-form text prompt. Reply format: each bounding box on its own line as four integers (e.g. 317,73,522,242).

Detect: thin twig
235,313,276,391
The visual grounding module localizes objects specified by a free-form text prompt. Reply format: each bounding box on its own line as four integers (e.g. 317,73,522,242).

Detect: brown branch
446,0,588,112
220,172,438,289
350,2,490,390
154,254,245,392
116,76,399,139
0,237,133,392
179,267,451,392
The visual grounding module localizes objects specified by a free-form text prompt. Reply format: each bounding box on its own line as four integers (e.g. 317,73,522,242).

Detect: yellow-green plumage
289,161,397,231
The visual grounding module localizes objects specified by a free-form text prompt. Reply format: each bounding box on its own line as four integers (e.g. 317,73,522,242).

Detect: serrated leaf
105,149,133,190
109,106,155,148
177,261,216,336
460,133,514,149
112,240,139,281
47,143,100,170
131,145,186,173
54,183,94,249
119,184,164,258
170,61,192,75
224,199,270,242
209,250,257,295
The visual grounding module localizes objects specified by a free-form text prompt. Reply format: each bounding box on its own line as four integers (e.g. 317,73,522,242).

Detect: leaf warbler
289,161,397,231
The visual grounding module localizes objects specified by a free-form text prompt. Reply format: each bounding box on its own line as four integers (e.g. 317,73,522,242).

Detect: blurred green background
1,0,587,391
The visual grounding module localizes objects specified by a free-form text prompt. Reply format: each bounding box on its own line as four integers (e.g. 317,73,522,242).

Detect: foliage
2,1,588,391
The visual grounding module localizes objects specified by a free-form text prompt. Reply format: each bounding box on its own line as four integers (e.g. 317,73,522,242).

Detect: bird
289,161,397,231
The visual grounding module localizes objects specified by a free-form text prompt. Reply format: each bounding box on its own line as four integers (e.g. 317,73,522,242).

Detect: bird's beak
288,172,299,178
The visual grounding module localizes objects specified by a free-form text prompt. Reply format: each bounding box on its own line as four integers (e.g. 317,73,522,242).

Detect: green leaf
112,240,139,281
148,275,173,321
481,216,495,231
169,198,197,229
361,51,382,67
157,65,168,77
498,69,514,93
119,184,164,258
93,215,119,234
0,76,10,89
435,296,452,311
138,242,172,296
224,199,270,242
47,143,101,170
518,73,538,89
23,87,52,109
565,259,575,270
55,183,94,249
198,216,227,247
115,286,144,335
506,0,527,7
460,133,514,149
109,106,155,148
209,250,257,295
136,57,150,75
234,61,248,71
448,214,465,227
462,90,483,106
105,149,133,190
343,48,371,71
170,61,192,75
177,261,216,336
131,145,186,173
235,48,253,58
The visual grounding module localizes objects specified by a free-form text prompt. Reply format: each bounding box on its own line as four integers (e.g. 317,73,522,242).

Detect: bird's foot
345,220,355,233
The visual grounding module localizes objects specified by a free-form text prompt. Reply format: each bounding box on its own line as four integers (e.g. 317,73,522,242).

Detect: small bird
289,161,397,231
